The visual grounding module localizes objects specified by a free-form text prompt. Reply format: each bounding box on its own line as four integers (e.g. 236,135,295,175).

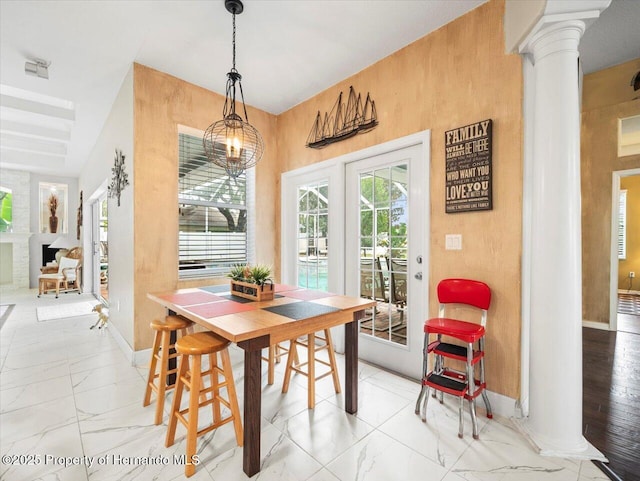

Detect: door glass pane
297,182,328,291
318,184,329,211
360,173,373,207
359,165,408,345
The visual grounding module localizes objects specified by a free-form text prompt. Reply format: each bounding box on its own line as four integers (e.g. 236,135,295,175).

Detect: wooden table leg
345,310,364,414
238,335,270,477
167,310,177,386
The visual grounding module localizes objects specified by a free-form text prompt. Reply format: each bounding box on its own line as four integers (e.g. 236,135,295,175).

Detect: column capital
518,0,611,57
527,20,585,64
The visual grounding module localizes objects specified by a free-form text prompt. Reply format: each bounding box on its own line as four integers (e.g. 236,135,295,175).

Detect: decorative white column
517,0,610,459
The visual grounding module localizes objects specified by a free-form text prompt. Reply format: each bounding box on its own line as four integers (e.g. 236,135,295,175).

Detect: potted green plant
228,263,274,301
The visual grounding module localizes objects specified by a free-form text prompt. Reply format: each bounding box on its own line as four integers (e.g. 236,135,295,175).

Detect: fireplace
42,244,61,266
0,169,31,290
0,233,31,289
0,243,12,285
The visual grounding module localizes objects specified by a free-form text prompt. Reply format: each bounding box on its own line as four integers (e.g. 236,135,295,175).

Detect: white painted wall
79,66,134,349
28,173,79,287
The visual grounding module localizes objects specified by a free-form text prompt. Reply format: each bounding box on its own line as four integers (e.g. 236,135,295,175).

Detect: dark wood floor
583,325,640,481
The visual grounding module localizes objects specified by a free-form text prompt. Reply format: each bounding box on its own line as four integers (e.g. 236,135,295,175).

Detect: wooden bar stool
282,329,340,409
166,331,243,478
143,315,194,425
263,342,298,385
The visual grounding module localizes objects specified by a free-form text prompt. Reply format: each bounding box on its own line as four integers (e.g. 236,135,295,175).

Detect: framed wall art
445,119,493,213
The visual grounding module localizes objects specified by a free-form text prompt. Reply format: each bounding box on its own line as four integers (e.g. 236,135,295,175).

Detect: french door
92,194,108,304
345,144,426,378
282,134,429,379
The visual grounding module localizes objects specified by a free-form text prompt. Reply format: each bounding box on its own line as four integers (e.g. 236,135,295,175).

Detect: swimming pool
297,258,329,291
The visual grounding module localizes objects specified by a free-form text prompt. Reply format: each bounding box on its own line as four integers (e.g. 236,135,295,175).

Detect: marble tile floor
0,289,608,481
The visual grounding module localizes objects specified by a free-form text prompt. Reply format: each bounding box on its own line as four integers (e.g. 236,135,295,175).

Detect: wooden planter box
230,280,275,302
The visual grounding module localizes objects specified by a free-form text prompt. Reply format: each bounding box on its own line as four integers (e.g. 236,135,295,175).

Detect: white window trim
608,168,640,331
177,125,255,278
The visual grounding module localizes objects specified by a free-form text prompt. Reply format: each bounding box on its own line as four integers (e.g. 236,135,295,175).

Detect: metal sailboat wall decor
306,86,378,149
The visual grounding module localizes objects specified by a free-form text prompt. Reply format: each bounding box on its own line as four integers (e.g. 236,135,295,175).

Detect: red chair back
437,278,491,311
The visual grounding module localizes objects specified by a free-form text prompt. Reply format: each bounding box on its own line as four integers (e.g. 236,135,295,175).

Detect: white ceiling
0,0,638,177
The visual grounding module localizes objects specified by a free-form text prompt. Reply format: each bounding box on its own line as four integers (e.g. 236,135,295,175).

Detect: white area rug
37,301,97,322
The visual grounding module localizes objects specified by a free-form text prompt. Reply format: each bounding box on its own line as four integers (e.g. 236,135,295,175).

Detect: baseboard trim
106,323,136,366
133,347,151,367
486,390,519,419
582,320,611,331
592,460,623,481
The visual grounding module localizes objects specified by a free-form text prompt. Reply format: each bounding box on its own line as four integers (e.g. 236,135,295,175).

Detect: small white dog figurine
90,304,109,330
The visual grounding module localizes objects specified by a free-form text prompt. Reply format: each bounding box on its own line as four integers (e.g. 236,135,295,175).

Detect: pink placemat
185,300,258,319
274,284,300,293
160,291,223,306
283,289,336,301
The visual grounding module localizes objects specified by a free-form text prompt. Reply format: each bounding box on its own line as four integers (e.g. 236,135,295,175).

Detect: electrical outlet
630,272,636,278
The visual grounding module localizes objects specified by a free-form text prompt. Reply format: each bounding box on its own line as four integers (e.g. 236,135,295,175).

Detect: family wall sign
445,119,493,213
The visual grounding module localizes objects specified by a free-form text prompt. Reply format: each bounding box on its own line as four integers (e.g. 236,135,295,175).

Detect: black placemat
200,285,231,294
263,301,340,320
220,294,254,304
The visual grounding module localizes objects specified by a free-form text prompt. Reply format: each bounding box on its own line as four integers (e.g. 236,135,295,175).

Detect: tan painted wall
132,64,278,350
619,175,640,290
583,59,640,111
582,58,640,325
277,0,522,399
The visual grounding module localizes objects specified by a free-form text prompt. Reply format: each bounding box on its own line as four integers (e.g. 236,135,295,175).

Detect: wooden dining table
148,283,376,477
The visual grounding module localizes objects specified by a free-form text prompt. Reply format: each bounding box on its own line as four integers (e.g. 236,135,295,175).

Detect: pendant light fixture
203,0,264,178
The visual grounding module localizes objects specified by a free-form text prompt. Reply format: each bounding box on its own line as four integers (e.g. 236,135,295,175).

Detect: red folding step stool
415,278,493,439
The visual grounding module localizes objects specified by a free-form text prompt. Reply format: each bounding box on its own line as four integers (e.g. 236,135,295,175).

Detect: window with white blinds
618,189,627,260
178,131,252,277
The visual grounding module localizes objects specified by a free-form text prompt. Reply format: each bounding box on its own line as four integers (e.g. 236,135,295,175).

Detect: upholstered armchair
38,252,82,298
40,246,82,274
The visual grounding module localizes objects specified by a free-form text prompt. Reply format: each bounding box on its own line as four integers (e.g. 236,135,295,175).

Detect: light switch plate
445,234,462,250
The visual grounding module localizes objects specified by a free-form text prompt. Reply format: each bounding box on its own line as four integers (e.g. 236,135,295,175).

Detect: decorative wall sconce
108,149,129,207
77,190,83,240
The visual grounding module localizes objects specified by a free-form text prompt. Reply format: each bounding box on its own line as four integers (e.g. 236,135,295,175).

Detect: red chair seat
424,317,485,343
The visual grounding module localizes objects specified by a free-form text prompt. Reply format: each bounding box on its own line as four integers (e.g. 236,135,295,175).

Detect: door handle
414,271,423,280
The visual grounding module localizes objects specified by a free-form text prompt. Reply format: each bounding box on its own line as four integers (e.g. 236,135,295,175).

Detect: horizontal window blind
179,134,246,207
178,132,248,277
618,190,627,260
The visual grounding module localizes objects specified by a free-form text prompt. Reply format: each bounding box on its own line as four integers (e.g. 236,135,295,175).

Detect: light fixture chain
232,11,236,71
203,0,264,178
